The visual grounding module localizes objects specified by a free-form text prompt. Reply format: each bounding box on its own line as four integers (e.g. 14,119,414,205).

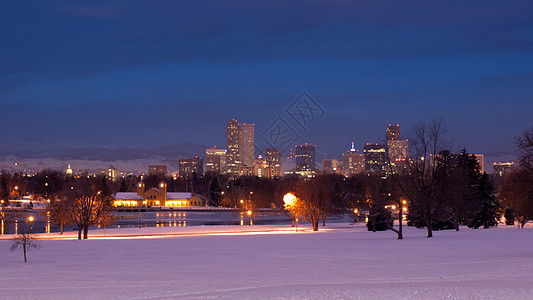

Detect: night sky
2,1,533,162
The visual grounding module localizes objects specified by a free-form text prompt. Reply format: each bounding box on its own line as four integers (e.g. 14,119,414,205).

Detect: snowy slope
1,224,533,299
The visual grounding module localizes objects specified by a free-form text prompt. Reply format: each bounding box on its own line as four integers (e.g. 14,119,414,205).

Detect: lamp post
28,216,34,233
0,201,3,226
247,210,253,226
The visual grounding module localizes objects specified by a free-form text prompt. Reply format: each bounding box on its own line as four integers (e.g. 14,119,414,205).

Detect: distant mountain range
0,142,211,173
0,142,517,174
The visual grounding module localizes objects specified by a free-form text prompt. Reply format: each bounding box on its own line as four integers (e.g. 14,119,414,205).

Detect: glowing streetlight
283,193,299,231
28,216,34,232
283,193,297,208
247,210,253,226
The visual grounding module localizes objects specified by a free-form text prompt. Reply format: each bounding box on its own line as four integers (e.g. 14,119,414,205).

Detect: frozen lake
1,209,350,234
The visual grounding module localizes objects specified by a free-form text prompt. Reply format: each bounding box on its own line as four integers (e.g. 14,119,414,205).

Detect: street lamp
1,200,4,235
28,216,34,232
247,210,253,226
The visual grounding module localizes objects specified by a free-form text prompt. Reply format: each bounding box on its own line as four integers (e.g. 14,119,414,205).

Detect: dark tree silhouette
10,225,40,262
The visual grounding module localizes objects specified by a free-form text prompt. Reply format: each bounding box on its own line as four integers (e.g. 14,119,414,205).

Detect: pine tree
208,176,222,207
466,173,501,229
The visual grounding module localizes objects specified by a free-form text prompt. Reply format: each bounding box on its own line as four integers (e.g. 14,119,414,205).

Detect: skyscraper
226,119,255,176
493,162,514,176
386,124,400,141
385,124,408,173
179,156,203,178
226,119,241,176
363,143,386,173
239,123,255,166
206,147,227,174
322,159,340,174
265,148,281,177
473,154,485,174
342,143,365,176
387,139,408,172
265,148,281,165
295,143,316,173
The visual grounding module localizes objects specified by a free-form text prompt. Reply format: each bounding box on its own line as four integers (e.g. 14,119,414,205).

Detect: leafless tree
289,175,334,231
10,225,40,262
516,127,533,172
48,199,71,234
65,176,113,239
399,117,449,238
498,169,533,228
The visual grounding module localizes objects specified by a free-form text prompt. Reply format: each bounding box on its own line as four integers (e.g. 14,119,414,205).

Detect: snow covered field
1,223,533,299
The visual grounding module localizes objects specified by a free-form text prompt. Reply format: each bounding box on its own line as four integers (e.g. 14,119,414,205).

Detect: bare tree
400,118,449,238
10,225,40,262
289,175,334,231
516,127,533,172
48,199,71,234
65,176,113,239
498,169,533,228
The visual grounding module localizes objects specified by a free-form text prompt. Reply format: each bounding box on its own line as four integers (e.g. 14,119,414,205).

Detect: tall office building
386,124,400,141
206,147,227,174
226,119,255,175
363,143,386,173
95,165,121,181
385,124,408,173
343,143,365,176
493,162,514,176
295,143,316,173
265,148,281,177
473,154,485,174
239,123,255,166
179,156,203,178
387,139,409,172
226,119,241,175
322,159,341,174
265,148,281,167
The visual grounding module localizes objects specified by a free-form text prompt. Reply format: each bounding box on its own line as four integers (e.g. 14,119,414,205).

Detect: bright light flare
283,193,297,207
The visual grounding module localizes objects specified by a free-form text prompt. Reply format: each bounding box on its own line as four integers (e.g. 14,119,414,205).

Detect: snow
113,193,145,200
1,223,533,299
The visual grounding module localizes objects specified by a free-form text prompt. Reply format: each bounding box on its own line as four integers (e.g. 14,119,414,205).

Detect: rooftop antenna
350,142,356,152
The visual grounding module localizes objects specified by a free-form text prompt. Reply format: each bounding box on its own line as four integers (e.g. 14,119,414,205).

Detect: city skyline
1,1,532,171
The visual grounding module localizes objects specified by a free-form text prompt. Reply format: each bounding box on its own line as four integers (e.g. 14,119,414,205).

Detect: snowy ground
1,223,533,299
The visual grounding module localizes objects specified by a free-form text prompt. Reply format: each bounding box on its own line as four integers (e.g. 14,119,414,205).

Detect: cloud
2,0,533,81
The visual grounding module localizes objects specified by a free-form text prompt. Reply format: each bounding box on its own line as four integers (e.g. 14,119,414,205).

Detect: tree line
1,122,532,239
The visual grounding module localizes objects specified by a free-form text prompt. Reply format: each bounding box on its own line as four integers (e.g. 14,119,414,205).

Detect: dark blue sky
1,1,533,163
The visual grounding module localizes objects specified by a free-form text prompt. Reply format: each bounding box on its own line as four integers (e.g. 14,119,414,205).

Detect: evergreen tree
466,173,501,229
366,205,393,232
504,206,515,225
208,176,222,207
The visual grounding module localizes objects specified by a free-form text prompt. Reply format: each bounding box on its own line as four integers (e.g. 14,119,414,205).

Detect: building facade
178,156,203,178
148,165,167,176
95,165,121,181
206,148,227,174
493,162,515,176
226,119,241,176
363,143,386,173
264,148,281,177
112,181,206,207
295,144,316,173
343,147,365,176
473,154,485,174
239,123,255,167
322,159,341,174
386,124,400,141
